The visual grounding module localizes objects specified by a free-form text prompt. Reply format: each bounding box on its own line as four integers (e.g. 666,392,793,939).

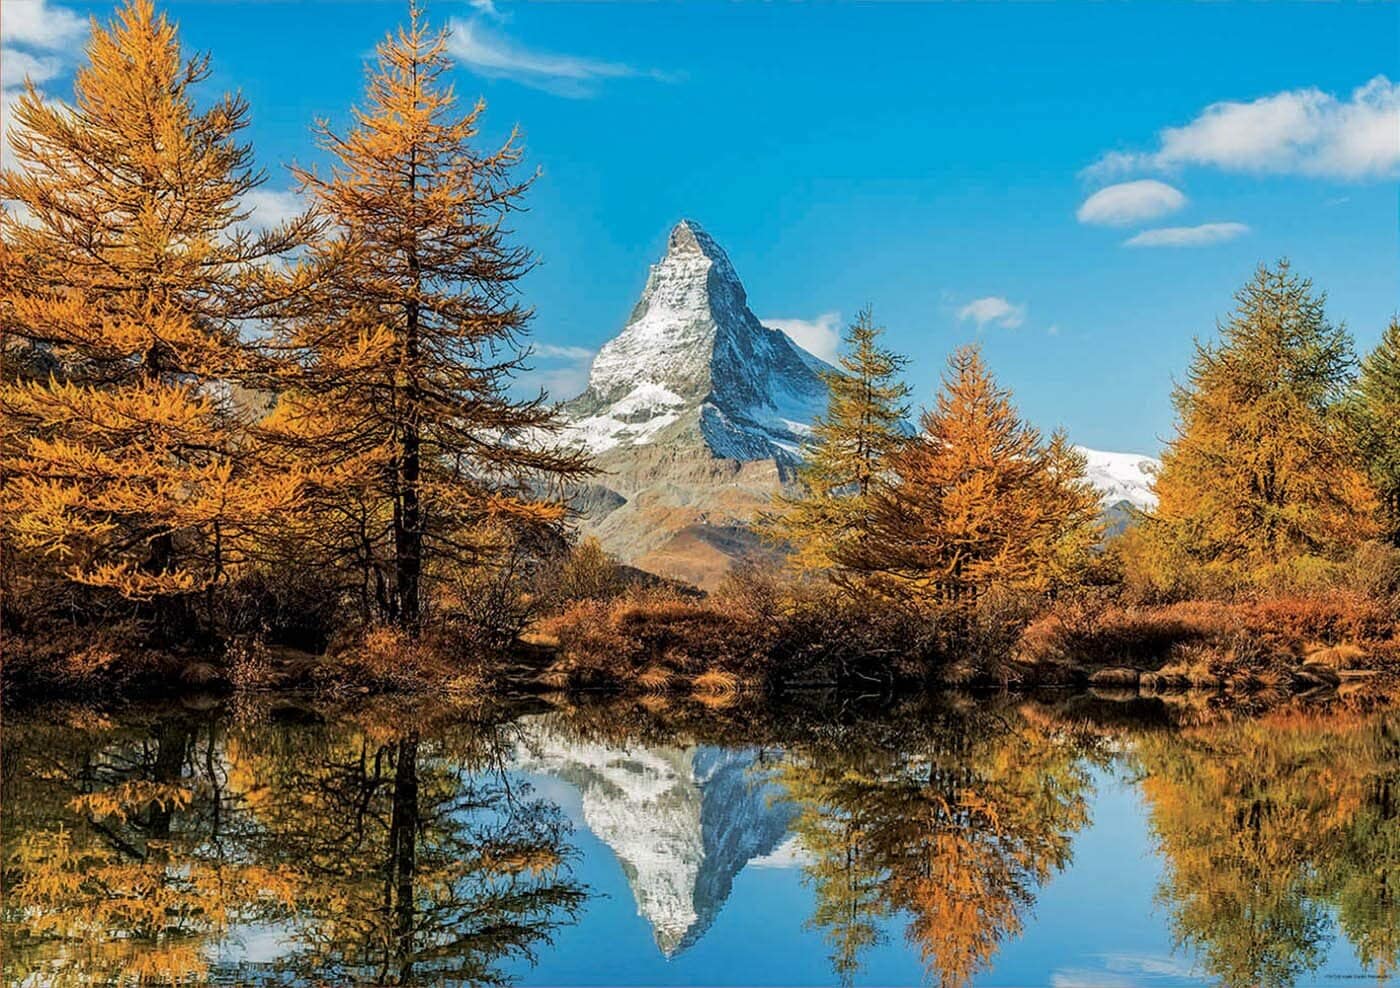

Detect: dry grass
535,568,947,694
1020,589,1400,692
691,668,742,697
315,625,484,695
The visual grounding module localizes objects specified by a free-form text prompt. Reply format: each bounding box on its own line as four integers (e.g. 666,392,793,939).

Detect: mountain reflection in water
513,726,793,957
2,693,1397,987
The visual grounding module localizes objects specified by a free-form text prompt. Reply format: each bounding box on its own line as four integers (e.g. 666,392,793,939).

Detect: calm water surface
3,692,1397,987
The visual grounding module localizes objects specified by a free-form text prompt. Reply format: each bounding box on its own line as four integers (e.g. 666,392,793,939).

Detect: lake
3,691,1397,987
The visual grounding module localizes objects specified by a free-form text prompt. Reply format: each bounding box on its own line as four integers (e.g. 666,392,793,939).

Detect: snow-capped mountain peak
1075,446,1160,510
562,220,832,462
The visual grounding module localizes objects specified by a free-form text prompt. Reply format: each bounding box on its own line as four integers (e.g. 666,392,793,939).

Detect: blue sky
5,0,1397,453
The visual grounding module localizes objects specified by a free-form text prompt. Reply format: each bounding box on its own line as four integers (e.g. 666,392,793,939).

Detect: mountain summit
562,220,831,462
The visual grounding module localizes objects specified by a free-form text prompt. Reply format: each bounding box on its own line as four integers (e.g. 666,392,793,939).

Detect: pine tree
263,4,589,630
1152,261,1378,565
1350,317,1400,545
0,0,307,616
835,345,1100,614
769,308,910,571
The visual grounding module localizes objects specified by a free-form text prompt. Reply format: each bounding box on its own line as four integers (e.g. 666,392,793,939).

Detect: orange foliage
835,346,1101,620
0,0,309,607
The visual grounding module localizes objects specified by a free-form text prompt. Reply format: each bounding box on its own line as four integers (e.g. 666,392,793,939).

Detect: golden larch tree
0,0,307,621
835,345,1100,615
1151,261,1378,566
768,307,911,572
263,3,589,629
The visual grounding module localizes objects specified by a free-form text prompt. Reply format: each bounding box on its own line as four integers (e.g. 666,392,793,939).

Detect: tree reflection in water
1131,701,1400,988
777,699,1102,987
2,692,1398,988
1,700,586,986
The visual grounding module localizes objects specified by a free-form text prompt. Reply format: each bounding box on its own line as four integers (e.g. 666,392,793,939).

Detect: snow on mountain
1076,446,1160,511
561,220,832,463
513,724,794,957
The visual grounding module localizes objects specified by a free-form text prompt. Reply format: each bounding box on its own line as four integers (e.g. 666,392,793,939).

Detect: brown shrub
1019,598,1232,668
1239,592,1395,646
319,625,483,694
0,620,181,699
532,537,628,614
1022,586,1400,688
538,572,945,693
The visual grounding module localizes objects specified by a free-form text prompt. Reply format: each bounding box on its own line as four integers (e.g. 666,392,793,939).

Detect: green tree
1349,317,1400,545
768,308,910,572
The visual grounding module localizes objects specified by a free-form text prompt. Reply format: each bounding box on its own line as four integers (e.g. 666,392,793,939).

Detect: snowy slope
561,220,832,463
1076,446,1160,510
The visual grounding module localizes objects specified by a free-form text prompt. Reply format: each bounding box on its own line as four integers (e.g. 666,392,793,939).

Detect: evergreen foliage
769,308,910,572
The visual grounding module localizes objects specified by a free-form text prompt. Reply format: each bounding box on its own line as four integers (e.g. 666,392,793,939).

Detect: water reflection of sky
507,762,1382,987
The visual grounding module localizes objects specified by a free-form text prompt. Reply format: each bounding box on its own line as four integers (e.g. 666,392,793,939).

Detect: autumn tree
768,308,911,571
262,4,589,630
1,704,587,986
0,0,307,625
1150,261,1377,569
228,713,587,985
835,345,1101,618
1349,317,1400,545
780,755,889,984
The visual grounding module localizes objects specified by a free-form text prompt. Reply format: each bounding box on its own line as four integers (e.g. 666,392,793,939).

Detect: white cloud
2,49,64,89
1123,222,1250,248
1086,75,1400,181
1077,179,1186,226
529,342,595,401
1049,972,1135,988
468,0,503,19
764,311,841,364
957,296,1026,330
1098,952,1199,979
239,189,306,231
446,17,670,98
532,343,595,361
3,1,88,171
3,0,87,50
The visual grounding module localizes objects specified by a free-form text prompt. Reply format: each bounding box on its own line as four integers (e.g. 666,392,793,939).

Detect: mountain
1076,446,1159,512
558,220,1160,587
561,219,832,463
513,724,795,957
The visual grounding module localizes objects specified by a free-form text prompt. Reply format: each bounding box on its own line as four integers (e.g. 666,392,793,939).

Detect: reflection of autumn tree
2,705,586,987
780,702,1094,988
226,712,587,986
781,760,889,985
1,711,295,986
1134,705,1400,988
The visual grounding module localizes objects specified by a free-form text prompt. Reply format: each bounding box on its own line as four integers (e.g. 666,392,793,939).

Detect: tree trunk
387,735,419,983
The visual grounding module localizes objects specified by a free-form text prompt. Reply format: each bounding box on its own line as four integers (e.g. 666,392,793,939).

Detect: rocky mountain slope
559,220,1159,587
